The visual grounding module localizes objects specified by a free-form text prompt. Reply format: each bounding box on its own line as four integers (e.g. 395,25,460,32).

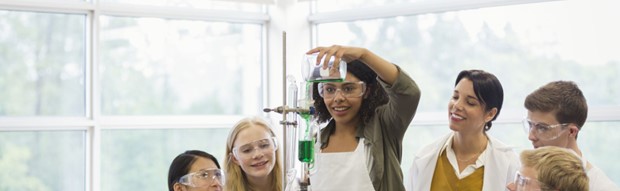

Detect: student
409,70,520,191
507,146,589,191
224,117,282,191
308,45,421,191
168,150,224,191
522,81,619,190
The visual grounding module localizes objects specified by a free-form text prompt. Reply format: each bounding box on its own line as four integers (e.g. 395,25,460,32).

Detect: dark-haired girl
168,150,224,191
408,70,519,191
308,45,421,191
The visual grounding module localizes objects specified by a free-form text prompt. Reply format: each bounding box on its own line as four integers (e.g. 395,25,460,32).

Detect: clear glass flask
302,53,347,82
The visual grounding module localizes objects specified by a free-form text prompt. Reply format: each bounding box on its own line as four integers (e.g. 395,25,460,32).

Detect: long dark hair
455,70,503,131
313,60,389,125
167,150,220,191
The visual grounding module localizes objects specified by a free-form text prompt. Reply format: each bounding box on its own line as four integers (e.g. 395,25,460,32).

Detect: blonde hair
520,146,588,191
224,117,282,191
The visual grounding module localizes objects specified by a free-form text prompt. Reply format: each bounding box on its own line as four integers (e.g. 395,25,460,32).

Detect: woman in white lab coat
408,70,519,191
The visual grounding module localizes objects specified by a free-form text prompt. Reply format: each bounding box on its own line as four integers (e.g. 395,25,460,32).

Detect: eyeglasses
179,168,225,188
232,137,278,160
522,119,570,141
318,81,366,99
514,171,543,191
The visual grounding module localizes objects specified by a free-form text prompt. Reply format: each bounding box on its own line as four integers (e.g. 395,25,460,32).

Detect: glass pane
317,0,620,113
99,16,262,115
0,10,86,116
0,130,86,191
100,128,230,191
401,124,450,176
99,0,263,12
578,122,620,184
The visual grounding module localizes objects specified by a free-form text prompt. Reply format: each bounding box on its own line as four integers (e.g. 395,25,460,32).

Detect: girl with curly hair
308,45,421,191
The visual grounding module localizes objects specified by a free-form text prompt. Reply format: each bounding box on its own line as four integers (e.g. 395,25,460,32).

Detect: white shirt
443,138,490,179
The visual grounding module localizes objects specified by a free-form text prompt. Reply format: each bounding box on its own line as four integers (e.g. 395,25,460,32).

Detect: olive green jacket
319,67,421,191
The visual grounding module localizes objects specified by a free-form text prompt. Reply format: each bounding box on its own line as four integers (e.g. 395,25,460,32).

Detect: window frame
0,1,269,191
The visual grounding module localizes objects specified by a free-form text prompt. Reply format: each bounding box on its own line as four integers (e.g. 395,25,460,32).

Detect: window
314,0,620,184
0,130,86,191
0,10,86,116
0,1,268,190
99,16,262,115
100,128,229,190
0,10,87,190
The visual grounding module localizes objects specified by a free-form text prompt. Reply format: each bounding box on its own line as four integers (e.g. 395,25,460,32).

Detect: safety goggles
232,137,278,160
522,119,570,141
513,171,543,191
178,168,225,187
318,81,366,99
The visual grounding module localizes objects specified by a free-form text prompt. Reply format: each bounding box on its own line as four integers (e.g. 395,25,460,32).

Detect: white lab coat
587,163,620,191
408,133,520,191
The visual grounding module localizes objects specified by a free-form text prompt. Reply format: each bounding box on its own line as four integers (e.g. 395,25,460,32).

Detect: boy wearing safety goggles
519,81,618,191
507,146,588,191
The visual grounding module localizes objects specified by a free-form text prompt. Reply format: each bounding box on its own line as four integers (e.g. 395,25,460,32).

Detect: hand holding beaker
302,53,347,83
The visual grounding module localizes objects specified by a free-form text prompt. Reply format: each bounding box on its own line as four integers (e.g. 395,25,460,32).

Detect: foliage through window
317,0,620,184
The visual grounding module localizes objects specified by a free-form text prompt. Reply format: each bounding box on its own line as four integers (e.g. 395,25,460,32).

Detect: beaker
302,53,347,82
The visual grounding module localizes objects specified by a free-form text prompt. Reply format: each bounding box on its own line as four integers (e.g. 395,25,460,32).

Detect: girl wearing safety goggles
224,117,282,191
308,45,421,191
168,150,224,191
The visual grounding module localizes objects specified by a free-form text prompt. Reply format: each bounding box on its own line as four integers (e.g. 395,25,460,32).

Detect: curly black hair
312,60,389,125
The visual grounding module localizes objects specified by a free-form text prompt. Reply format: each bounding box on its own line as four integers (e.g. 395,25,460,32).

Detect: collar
441,133,490,179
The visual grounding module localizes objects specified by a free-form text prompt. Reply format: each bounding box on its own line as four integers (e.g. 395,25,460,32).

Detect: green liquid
298,140,314,163
307,78,344,83
299,113,312,121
